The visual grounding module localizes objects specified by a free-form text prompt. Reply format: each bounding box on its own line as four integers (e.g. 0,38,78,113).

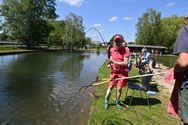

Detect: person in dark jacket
173,12,188,125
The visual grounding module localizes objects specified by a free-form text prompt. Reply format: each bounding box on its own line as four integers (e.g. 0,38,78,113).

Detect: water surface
157,55,177,68
0,51,106,125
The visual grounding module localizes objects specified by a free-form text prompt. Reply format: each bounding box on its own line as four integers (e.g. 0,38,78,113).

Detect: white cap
141,47,147,52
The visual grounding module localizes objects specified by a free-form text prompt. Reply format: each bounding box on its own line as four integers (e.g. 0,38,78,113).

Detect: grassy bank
0,45,26,50
88,61,179,125
0,45,64,55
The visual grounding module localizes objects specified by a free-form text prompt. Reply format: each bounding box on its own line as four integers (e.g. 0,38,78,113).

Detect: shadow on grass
124,97,161,106
128,79,140,83
102,116,133,125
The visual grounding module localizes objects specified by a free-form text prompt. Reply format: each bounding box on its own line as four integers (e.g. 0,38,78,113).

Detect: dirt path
150,63,174,96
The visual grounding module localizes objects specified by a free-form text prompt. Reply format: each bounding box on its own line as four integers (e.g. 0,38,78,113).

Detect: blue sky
55,0,188,43
0,0,187,43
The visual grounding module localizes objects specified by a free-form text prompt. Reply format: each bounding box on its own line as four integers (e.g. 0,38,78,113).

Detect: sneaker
104,100,109,110
104,103,109,110
115,100,122,109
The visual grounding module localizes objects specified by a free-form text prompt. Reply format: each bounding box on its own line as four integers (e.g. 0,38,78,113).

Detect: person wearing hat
138,47,147,74
104,34,130,110
173,12,188,125
139,47,147,64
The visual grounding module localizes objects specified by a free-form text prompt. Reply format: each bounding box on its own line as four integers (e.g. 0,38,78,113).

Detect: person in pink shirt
104,34,130,109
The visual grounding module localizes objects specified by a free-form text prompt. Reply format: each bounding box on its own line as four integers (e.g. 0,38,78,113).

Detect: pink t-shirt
110,46,130,72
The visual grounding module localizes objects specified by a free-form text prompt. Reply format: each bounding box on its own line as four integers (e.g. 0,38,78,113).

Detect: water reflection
59,53,85,80
0,51,106,125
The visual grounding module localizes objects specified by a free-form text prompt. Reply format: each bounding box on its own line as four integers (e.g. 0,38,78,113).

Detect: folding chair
124,75,153,108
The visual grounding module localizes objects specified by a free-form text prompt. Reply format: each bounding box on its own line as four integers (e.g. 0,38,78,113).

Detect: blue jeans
179,89,188,124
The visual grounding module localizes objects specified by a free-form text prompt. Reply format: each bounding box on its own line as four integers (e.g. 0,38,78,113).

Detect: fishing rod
115,72,166,80
92,72,166,86
79,71,166,95
86,27,105,43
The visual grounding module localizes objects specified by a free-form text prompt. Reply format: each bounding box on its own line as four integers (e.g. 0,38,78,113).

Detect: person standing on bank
152,50,158,69
173,12,188,125
104,34,129,110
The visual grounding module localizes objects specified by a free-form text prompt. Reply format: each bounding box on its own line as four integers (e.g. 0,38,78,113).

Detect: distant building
127,44,167,54
101,42,108,47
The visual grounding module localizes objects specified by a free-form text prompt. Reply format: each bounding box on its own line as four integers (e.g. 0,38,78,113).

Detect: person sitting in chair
138,48,152,74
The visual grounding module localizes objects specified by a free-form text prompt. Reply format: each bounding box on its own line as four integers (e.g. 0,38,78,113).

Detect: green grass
0,45,27,51
88,60,179,125
0,45,61,53
0,49,29,52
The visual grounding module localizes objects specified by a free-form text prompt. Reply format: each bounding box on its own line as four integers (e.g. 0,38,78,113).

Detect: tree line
0,0,92,49
136,8,185,52
0,1,185,52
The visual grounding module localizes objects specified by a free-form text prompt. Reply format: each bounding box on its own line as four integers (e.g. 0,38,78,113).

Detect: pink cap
113,35,123,42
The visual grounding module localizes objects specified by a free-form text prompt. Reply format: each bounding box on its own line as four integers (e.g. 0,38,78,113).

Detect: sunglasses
115,40,122,46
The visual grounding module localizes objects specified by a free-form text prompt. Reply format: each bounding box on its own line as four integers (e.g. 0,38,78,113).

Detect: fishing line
79,27,107,95
112,98,160,125
126,106,160,125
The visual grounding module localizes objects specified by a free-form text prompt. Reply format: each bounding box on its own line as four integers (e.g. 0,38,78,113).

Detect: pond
0,51,107,125
157,55,177,68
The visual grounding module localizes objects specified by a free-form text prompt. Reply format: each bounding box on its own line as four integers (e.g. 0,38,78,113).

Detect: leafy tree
128,42,135,45
96,43,101,52
0,32,8,41
47,20,65,47
0,0,58,47
62,13,85,49
79,37,91,49
0,18,8,40
85,37,92,45
136,8,161,45
160,15,184,52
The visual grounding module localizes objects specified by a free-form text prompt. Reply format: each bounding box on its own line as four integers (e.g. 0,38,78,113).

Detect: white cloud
123,16,133,21
109,16,118,22
58,0,84,7
166,2,174,8
93,23,101,27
